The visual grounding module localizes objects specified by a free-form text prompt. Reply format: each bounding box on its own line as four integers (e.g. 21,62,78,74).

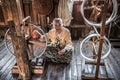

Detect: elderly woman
30,18,73,63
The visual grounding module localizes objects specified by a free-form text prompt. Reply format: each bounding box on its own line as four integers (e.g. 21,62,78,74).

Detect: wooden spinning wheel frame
81,0,118,27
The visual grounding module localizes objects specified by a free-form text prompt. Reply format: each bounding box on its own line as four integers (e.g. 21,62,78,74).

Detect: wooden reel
80,33,111,61
80,0,118,27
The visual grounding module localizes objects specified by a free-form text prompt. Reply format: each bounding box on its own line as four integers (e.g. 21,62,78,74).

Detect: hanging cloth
58,0,73,26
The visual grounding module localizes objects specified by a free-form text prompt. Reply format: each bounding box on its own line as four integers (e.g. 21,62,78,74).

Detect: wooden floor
0,40,120,80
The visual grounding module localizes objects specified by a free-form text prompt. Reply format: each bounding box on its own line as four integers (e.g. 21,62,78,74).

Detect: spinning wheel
80,33,111,61
113,15,120,29
4,17,48,79
81,0,118,27
28,24,47,58
80,0,116,79
4,20,47,59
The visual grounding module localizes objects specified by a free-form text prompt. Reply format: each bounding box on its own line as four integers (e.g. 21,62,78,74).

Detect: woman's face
54,21,62,31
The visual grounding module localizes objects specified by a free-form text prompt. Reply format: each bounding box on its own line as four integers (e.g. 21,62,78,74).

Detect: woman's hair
53,18,63,27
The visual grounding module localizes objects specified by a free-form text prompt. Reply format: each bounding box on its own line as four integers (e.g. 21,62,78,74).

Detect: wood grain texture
0,41,120,80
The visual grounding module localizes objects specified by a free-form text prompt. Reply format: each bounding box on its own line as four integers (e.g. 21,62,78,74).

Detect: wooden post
23,0,34,60
5,0,13,20
16,0,24,23
28,23,34,60
23,0,32,17
1,0,8,24
40,15,47,32
9,0,24,35
27,25,34,60
8,20,31,80
95,1,107,79
32,0,38,24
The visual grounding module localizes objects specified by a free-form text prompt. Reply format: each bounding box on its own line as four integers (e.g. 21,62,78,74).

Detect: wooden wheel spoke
92,43,98,55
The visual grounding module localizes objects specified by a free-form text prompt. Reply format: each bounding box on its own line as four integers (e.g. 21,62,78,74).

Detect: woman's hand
58,49,66,55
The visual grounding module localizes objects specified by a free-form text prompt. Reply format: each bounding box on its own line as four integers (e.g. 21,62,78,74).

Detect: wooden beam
16,0,24,23
95,1,108,79
12,65,44,75
8,21,31,80
1,0,8,24
40,15,47,32
23,0,34,60
12,59,46,75
6,0,13,20
85,61,104,66
82,74,112,80
0,25,9,28
23,0,32,17
9,0,24,35
31,0,37,24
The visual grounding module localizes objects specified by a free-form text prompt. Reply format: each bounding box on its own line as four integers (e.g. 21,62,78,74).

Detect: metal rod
22,16,31,22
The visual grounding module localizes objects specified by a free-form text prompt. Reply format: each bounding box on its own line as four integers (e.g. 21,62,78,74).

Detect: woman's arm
29,41,46,48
